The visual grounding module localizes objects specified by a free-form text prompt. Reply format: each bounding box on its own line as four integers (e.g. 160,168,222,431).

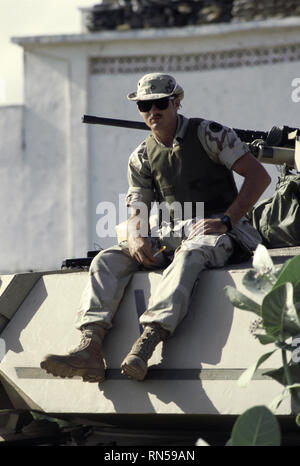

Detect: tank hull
1,249,297,417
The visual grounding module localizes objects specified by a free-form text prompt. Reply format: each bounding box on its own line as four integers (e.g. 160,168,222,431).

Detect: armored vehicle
0,121,299,446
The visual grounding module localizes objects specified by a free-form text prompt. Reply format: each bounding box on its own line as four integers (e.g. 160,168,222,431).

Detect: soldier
40,73,271,383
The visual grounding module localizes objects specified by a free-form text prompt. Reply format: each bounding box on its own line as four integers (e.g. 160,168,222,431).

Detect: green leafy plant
196,405,281,446
225,244,300,418
229,405,281,446
197,246,300,447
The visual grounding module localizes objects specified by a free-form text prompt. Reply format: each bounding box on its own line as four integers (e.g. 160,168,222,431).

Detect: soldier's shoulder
128,139,150,174
129,139,148,158
199,119,230,133
207,121,225,133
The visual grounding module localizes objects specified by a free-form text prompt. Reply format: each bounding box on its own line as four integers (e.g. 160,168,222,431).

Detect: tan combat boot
121,324,169,381
40,323,106,383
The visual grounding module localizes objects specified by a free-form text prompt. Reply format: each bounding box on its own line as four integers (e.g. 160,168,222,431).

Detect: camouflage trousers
76,217,261,334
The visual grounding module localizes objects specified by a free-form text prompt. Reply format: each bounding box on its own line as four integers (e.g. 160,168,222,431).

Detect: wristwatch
220,215,232,232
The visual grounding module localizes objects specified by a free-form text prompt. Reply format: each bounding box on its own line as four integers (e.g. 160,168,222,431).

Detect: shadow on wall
99,268,236,414
1,278,48,355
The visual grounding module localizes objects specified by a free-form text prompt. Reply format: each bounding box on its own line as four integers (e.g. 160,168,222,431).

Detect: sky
0,0,97,104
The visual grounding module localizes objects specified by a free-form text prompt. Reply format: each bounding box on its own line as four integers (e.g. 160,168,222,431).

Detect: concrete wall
23,52,71,270
0,105,25,272
1,17,300,272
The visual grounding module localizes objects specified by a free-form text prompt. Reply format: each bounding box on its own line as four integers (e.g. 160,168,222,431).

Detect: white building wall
0,105,25,272
1,18,300,272
23,52,70,270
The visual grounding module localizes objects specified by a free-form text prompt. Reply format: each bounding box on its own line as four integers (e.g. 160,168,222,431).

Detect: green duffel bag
249,171,300,248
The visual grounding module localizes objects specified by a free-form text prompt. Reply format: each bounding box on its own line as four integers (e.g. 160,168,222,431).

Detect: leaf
296,412,300,427
269,388,290,413
231,405,281,446
242,269,274,297
255,334,277,345
270,384,300,414
252,244,275,273
262,282,300,339
293,280,300,319
273,255,300,289
263,364,300,386
286,383,300,390
224,286,261,316
261,284,285,339
263,367,285,385
238,350,276,388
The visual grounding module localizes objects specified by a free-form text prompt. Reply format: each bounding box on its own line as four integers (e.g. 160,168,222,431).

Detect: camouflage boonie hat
127,73,184,101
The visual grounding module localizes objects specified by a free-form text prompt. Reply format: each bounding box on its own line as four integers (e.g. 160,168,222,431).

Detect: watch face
221,215,232,231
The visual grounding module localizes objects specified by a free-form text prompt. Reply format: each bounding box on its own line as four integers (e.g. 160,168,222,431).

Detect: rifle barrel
82,115,148,131
82,114,270,143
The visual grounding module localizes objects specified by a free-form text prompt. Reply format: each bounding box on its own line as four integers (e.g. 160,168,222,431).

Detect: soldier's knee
89,247,114,272
89,250,104,273
90,245,129,274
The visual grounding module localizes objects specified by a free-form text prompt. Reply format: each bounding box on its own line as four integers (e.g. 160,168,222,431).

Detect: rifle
82,114,300,170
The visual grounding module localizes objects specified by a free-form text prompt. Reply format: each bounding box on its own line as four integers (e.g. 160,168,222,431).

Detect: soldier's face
138,97,179,132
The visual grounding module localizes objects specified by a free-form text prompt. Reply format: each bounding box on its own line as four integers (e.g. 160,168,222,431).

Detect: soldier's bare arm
190,152,271,236
225,151,271,224
127,208,157,266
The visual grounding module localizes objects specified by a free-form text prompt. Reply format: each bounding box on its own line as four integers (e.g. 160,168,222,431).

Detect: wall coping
11,16,300,47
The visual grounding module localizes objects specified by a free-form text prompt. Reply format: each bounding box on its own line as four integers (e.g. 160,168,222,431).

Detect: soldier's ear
174,97,181,110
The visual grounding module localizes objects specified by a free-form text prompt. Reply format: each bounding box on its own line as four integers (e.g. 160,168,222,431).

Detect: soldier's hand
127,235,156,266
188,218,227,239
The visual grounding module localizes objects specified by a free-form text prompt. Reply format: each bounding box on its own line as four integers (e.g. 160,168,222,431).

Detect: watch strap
220,215,232,232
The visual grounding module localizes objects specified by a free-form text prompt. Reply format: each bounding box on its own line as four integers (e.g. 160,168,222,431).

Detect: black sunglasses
137,96,175,112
